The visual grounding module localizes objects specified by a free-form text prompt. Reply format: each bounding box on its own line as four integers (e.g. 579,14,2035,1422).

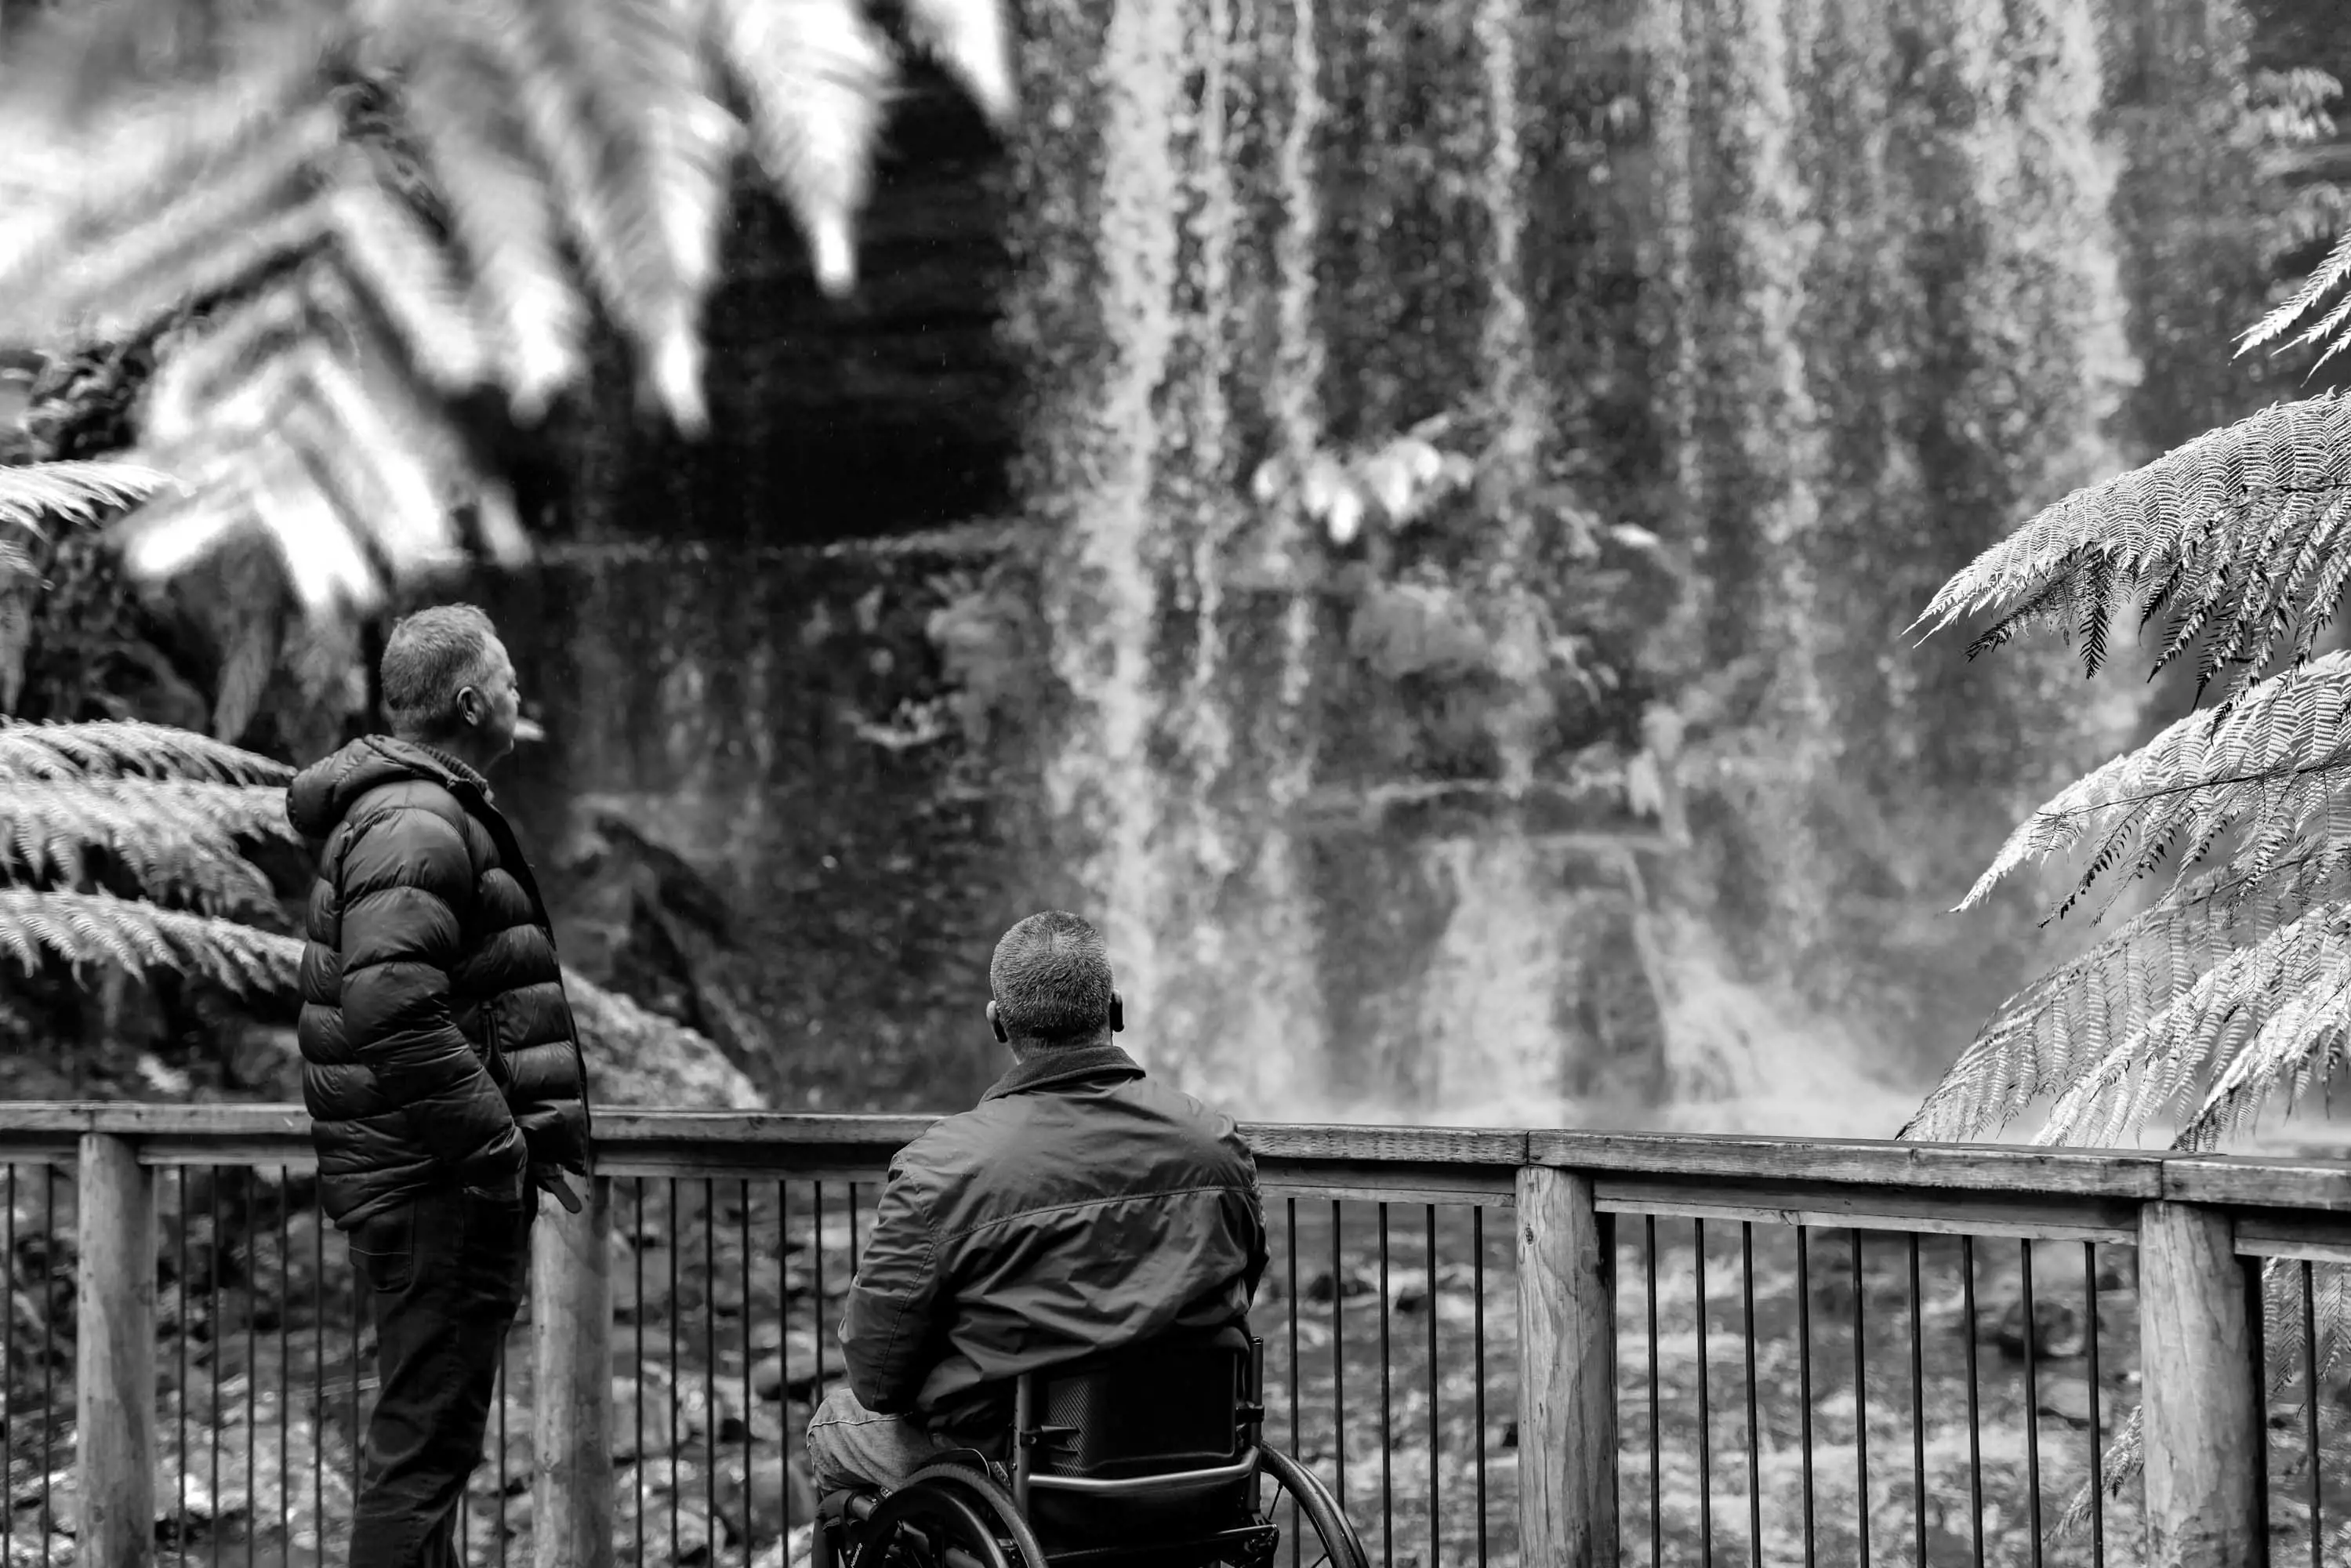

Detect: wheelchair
815,1325,1370,1568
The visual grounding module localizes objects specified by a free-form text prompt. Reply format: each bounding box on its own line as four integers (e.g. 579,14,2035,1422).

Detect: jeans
805,1385,957,1494
346,1182,535,1568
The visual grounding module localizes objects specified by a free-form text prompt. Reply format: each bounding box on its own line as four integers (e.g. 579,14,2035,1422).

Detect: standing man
287,603,592,1568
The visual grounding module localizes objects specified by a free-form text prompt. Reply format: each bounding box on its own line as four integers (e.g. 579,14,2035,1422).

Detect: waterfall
1004,0,2197,1128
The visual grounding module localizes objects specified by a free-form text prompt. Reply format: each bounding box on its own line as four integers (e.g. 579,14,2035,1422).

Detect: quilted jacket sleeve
839,1156,945,1414
338,802,525,1188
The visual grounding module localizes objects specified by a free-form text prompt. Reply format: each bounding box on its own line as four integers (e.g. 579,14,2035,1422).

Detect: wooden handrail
9,1102,2348,1204
15,1102,2325,1567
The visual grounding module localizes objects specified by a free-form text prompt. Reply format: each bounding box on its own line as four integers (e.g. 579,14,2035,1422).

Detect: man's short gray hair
990,911,1114,1047
379,603,499,739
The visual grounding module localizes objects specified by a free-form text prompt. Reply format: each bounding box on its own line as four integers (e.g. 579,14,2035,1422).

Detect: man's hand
532,1163,582,1214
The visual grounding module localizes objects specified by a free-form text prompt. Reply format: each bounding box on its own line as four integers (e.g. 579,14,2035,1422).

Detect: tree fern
0,0,1013,615
0,458,174,538
0,717,293,784
1912,389,2351,709
0,888,301,993
0,720,299,993
1911,215,2351,1548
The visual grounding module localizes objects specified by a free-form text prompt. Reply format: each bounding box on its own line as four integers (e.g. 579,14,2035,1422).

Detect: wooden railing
6,1103,2347,1566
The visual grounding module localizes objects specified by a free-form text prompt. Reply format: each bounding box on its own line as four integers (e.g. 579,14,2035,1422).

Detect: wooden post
1517,1166,1617,1567
533,1176,615,1568
75,1133,155,1567
2139,1201,2262,1568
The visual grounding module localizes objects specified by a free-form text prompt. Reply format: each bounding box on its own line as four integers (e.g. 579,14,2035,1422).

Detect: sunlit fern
0,718,299,989
0,0,1014,616
0,454,178,708
1908,216,2351,1548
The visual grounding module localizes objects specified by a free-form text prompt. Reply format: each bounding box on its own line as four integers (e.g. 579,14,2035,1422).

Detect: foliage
1904,175,2351,1527
0,0,1014,619
0,715,300,992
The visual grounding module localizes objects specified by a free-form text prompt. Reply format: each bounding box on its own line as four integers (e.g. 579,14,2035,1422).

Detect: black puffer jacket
840,1044,1267,1443
288,736,591,1230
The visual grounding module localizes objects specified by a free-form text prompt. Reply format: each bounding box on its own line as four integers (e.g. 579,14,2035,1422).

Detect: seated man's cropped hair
990,911,1114,1047
380,604,500,741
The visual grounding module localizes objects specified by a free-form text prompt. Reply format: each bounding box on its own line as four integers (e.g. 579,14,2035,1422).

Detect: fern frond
900,0,1017,127
710,0,891,298
2239,220,2351,365
0,887,299,994
0,718,293,785
121,263,492,612
1899,847,2351,1142
1960,653,2351,916
0,780,295,915
2032,899,2347,1146
0,458,175,536
1911,395,2351,705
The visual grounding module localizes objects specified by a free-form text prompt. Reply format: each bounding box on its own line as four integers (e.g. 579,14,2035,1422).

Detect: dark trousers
346,1183,535,1568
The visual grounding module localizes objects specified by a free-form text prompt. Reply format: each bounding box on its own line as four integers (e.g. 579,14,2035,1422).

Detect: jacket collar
978,1043,1146,1102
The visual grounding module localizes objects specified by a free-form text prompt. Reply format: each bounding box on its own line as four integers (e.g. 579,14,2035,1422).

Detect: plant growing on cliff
1900,206,2351,1530
0,0,1014,619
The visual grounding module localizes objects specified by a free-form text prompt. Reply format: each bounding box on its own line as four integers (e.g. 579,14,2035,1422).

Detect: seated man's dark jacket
840,1043,1268,1444
288,736,593,1232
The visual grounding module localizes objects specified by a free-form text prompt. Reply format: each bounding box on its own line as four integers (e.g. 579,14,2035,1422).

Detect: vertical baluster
312,1184,325,1565
1910,1234,1927,1568
1378,1201,1392,1568
2022,1240,2043,1568
704,1176,717,1552
1647,1216,1662,1568
246,1173,257,1568
1426,1205,1441,1568
669,1178,682,1568
811,1181,827,1404
41,1166,54,1553
2084,1240,2104,1568
211,1170,222,1568
1287,1196,1301,1568
1745,1223,1762,1568
775,1180,789,1553
2307,1260,2323,1568
1797,1226,1815,1568
177,1167,190,1557
1332,1202,1346,1516
350,1224,362,1562
1853,1229,1869,1568
634,1179,647,1567
1473,1205,1486,1568
278,1169,290,1561
789,1175,799,1561
1961,1235,1983,1568
4,1162,13,1568
741,1181,753,1560
1698,1220,1713,1566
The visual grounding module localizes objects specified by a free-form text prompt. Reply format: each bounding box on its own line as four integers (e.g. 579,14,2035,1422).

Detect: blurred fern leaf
0,0,1014,615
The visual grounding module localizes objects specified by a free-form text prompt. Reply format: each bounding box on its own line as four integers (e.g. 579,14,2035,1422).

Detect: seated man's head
379,603,522,771
987,911,1124,1053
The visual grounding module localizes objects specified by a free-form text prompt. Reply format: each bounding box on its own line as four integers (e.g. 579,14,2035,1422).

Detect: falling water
1004,0,2199,1129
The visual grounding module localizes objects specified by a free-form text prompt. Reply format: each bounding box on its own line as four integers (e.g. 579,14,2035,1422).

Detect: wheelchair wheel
855,1461,1050,1568
1243,1446,1371,1568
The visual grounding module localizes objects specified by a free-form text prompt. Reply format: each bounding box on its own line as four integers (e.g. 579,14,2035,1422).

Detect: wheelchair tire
1253,1446,1371,1568
857,1462,1050,1568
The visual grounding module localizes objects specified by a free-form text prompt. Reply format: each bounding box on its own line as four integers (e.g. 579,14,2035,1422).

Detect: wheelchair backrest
1022,1323,1254,1482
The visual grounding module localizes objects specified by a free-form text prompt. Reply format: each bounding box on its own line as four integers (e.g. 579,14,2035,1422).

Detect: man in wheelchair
808,913,1365,1566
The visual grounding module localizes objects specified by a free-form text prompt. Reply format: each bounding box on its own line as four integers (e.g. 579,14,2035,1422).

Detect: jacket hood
285,735,485,840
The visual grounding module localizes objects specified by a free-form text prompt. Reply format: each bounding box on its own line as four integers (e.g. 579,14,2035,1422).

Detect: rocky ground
6,1185,2347,1566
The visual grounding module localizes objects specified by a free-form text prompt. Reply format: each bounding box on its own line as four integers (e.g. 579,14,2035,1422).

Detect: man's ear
456,686,484,728
987,1000,1009,1044
1108,992,1124,1033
